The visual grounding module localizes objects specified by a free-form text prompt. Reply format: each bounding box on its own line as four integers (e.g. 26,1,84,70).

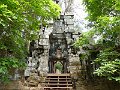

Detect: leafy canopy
0,0,61,82
75,0,120,82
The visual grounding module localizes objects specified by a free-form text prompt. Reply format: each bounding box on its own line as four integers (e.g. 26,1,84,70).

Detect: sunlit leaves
75,0,120,82
82,0,120,47
0,0,61,83
74,29,95,47
93,47,120,81
94,58,120,81
0,57,26,82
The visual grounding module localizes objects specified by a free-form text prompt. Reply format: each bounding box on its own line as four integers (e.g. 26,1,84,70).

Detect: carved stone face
56,49,62,58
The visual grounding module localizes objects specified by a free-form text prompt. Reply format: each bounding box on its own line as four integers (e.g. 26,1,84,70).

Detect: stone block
65,19,74,25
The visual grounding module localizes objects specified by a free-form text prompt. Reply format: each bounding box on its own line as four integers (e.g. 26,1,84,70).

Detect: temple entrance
48,32,69,73
48,58,68,73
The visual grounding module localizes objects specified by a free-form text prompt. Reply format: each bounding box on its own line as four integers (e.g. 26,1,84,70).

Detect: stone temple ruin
25,0,80,76
24,0,81,89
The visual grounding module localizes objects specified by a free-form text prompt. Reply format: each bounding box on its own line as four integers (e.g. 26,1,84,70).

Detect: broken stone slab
26,73,40,87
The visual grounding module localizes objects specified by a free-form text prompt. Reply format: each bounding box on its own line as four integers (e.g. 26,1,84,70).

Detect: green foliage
94,48,120,81
0,57,26,83
74,0,120,82
55,62,63,72
74,30,95,47
0,0,61,83
83,0,120,22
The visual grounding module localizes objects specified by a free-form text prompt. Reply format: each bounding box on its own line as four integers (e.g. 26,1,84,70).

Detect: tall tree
75,0,120,82
0,0,61,83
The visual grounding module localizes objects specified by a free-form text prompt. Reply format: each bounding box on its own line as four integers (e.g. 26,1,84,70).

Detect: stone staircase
43,73,73,90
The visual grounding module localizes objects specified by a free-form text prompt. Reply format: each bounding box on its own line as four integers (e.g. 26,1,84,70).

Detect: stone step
46,84,72,87
43,73,73,89
43,87,73,89
45,80,72,82
46,78,71,80
47,73,70,76
46,83,72,85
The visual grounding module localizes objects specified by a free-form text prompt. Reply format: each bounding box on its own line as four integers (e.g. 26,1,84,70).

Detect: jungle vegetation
75,0,120,82
0,0,61,83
